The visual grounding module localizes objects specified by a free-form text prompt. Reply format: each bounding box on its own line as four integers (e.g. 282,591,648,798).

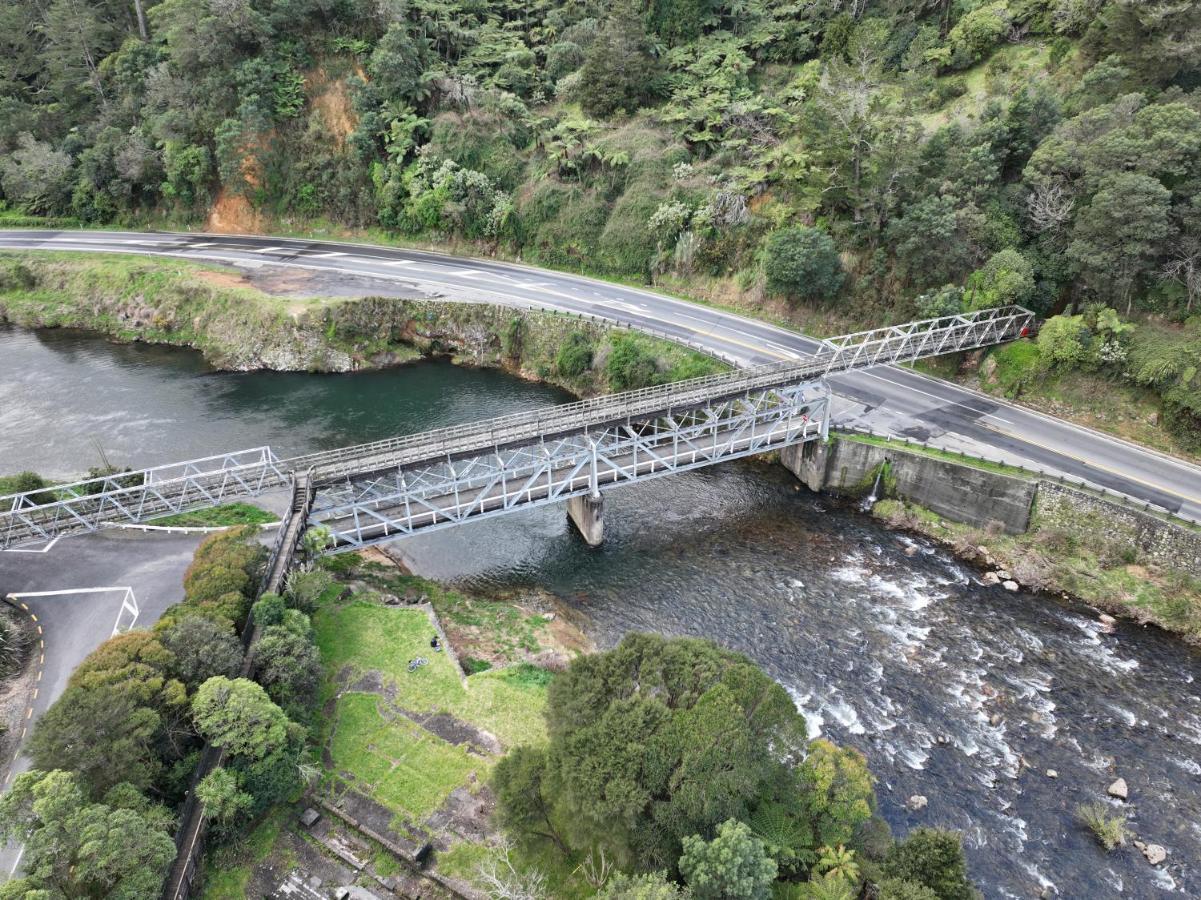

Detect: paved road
2,228,1199,523
0,529,207,876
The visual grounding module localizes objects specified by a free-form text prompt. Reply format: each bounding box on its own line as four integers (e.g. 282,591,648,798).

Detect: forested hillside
2,0,1200,441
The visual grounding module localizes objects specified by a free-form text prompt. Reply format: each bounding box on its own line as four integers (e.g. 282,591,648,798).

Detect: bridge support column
567,493,604,547
781,439,829,493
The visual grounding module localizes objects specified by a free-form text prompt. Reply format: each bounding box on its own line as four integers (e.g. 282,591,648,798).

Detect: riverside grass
0,251,724,394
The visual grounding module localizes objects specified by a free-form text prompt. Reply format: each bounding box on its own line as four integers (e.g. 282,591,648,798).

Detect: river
2,324,1198,897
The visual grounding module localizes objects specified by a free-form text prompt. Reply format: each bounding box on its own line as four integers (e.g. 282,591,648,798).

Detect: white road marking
5,587,139,637
253,246,288,254
311,251,346,258
856,371,1015,425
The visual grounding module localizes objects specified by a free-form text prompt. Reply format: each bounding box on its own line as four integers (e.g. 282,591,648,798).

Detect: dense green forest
1,0,1200,442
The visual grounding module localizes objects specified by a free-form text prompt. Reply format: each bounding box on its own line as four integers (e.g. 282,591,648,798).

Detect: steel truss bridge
0,306,1033,552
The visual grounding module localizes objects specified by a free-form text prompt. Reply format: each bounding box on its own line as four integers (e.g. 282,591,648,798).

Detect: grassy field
313,596,550,748
329,692,483,819
838,431,1037,480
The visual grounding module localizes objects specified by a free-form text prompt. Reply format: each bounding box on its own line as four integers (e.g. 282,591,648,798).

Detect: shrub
763,227,845,304
251,593,287,629
184,564,251,605
555,332,594,379
1035,315,1092,372
881,829,973,900
680,819,777,900
947,2,1011,66
606,334,662,391
1076,803,1128,851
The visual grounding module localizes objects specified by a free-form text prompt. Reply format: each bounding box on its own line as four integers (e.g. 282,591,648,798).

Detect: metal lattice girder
0,448,287,548
310,384,832,550
0,305,1031,549
293,305,1032,484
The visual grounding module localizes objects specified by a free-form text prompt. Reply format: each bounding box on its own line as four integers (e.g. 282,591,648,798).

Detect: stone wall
787,436,1036,534
1035,481,1201,572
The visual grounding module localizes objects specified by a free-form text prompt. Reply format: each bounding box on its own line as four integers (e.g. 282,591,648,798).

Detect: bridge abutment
567,493,604,547
781,439,829,492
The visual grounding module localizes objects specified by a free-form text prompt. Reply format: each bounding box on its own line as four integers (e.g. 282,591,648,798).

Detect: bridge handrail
0,305,1031,525
291,305,1032,479
0,447,281,510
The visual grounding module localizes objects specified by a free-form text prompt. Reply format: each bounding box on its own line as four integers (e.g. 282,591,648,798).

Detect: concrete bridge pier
567,493,604,547
781,439,829,492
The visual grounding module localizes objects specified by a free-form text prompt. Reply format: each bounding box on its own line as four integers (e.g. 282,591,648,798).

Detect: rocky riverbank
871,496,1201,645
0,252,722,395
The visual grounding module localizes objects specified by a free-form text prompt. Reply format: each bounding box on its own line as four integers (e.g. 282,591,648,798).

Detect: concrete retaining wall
788,437,1036,534
1035,482,1201,571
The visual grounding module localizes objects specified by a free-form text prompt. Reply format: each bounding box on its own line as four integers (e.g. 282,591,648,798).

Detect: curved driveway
2,228,1199,523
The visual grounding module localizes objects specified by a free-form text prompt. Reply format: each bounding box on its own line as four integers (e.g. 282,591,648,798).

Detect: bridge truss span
0,305,1032,550
0,448,287,548
310,381,830,550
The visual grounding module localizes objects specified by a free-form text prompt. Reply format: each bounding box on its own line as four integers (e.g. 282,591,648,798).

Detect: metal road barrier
0,306,1033,549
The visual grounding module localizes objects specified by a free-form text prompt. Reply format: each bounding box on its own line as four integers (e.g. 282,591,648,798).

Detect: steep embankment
0,253,723,394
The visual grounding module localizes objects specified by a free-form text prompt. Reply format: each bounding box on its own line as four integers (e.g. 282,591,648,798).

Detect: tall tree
577,0,664,118
1068,172,1172,314
0,769,174,899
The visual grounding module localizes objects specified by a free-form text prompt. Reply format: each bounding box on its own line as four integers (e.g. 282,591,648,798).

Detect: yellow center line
981,422,1201,508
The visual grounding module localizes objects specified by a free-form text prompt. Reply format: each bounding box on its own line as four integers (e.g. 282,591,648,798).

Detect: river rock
982,571,1001,585
1002,580,1019,592
1046,769,1058,778
996,569,1012,581
1099,613,1118,633
1142,844,1166,865
1108,778,1129,800
906,795,928,811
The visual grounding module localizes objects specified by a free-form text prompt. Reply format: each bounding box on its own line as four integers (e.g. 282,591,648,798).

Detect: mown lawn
329,692,483,819
313,598,549,748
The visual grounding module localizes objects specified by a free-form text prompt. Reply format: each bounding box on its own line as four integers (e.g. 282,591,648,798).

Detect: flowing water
3,325,1199,897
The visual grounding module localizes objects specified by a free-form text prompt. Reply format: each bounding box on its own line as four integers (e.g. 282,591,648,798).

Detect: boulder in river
1142,844,1167,865
906,795,928,811
996,569,1012,581
982,571,1001,585
1046,769,1058,778
1002,580,1019,592
1108,778,1129,801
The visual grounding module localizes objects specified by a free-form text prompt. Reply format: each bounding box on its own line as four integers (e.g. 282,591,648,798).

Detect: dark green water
3,324,1199,897
0,325,572,476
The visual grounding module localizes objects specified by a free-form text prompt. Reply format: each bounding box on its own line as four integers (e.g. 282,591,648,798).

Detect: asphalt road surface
0,529,208,876
3,228,1197,524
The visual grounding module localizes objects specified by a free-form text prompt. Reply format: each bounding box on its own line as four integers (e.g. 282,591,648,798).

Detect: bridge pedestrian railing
289,305,1033,481
0,305,1032,548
